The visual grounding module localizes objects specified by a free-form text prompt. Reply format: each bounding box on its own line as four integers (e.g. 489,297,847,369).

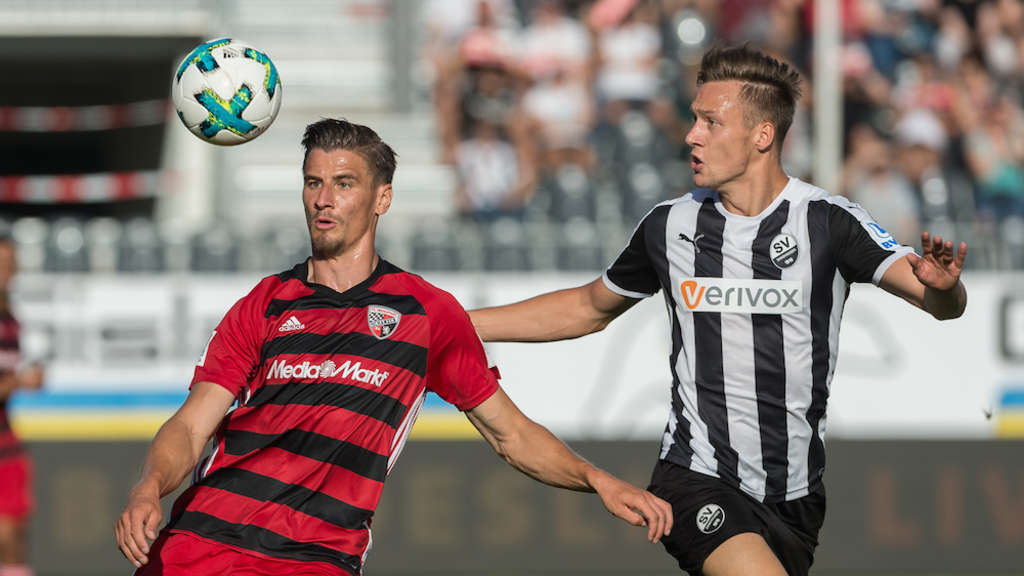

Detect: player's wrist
583,465,613,494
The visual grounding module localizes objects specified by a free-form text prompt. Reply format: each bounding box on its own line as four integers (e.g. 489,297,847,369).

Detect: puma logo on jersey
266,358,390,387
678,233,704,253
679,278,802,313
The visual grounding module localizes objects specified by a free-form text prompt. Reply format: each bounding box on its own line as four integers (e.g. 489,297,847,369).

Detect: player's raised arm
470,277,637,342
465,387,673,543
880,232,967,320
114,381,235,568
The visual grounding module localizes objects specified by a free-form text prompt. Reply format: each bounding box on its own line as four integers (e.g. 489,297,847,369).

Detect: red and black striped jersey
166,259,499,575
0,311,22,462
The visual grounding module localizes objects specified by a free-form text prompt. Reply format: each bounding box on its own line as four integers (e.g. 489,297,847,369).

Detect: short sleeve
603,208,662,298
424,292,499,412
827,198,915,285
191,287,264,397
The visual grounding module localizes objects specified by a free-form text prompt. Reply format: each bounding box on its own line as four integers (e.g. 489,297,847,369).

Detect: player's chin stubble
310,230,346,260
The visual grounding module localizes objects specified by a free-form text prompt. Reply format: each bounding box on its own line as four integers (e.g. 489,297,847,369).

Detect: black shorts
647,459,826,576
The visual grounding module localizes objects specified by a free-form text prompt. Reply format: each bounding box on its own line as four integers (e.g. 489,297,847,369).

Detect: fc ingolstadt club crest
367,305,401,340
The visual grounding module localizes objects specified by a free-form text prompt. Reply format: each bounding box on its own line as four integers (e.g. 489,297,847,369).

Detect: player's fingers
956,242,968,268
930,234,943,257
656,496,674,536
119,521,146,567
128,507,153,558
615,502,646,527
942,240,955,262
145,507,162,541
630,494,666,542
634,496,664,542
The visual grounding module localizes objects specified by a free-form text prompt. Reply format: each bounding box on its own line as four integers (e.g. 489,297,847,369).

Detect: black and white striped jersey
603,177,913,503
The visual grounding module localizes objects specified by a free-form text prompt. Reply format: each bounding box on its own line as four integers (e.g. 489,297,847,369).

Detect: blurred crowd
422,0,1024,266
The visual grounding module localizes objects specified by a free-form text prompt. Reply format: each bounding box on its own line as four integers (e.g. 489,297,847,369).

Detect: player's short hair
301,118,398,186
697,44,803,144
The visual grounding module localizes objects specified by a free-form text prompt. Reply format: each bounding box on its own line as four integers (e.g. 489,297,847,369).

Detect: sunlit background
0,0,1022,574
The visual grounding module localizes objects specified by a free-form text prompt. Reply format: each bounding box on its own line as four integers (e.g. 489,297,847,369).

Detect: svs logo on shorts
696,503,725,534
266,358,390,387
679,278,802,314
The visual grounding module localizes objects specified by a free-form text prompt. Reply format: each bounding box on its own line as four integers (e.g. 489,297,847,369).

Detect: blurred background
0,0,1022,574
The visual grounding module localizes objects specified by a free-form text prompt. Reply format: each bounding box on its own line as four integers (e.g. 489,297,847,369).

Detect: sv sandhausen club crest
367,305,401,339
769,233,798,269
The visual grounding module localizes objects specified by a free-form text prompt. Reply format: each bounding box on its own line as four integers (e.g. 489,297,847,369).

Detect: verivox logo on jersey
679,278,802,313
266,358,390,387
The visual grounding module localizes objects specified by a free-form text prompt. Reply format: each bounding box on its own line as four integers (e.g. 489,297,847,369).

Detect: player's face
684,81,757,191
0,242,14,293
302,148,392,259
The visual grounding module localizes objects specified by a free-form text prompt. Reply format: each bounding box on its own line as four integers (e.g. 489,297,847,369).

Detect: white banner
10,271,1023,439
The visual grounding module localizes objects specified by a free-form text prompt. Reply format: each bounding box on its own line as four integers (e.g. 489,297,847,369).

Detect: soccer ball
172,38,282,146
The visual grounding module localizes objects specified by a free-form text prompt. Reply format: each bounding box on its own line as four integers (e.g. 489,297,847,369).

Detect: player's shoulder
637,192,701,224
373,260,466,317
780,178,870,219
232,261,310,310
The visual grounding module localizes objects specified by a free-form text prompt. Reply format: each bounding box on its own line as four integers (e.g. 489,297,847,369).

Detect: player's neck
717,163,790,217
307,244,379,294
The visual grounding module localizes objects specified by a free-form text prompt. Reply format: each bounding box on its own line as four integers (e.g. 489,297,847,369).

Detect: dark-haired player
115,118,672,575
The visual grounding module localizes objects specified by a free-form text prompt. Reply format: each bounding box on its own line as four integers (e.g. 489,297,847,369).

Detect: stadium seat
86,217,121,273
45,217,89,273
411,222,459,271
558,217,602,271
118,218,164,273
548,164,595,222
484,217,530,271
10,218,48,274
191,227,239,272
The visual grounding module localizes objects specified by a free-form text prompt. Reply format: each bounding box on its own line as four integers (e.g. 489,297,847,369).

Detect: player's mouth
314,217,337,230
690,154,704,172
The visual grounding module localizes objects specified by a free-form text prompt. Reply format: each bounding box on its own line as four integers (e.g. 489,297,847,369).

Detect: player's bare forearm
470,278,634,342
466,388,674,542
136,417,207,498
467,388,591,489
135,381,235,497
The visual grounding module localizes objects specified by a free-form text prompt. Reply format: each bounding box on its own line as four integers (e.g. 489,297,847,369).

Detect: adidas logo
278,315,306,332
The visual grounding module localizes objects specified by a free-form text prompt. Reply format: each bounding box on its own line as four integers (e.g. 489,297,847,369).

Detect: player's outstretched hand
590,470,673,543
906,232,966,291
115,481,163,567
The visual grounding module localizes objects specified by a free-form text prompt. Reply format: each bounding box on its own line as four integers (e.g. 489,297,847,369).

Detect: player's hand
17,364,44,390
115,481,163,567
906,232,966,292
590,470,673,543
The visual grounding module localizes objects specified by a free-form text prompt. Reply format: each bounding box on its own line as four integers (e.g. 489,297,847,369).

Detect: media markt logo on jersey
679,278,803,314
266,358,390,387
368,305,401,339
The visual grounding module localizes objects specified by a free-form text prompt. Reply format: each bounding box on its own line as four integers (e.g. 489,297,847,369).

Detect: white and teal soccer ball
172,38,282,146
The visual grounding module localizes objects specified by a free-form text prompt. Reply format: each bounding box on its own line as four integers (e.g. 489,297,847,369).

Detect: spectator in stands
434,0,520,162
589,0,665,124
522,66,595,172
894,108,976,225
964,92,1024,220
454,121,535,221
518,0,591,85
843,123,922,244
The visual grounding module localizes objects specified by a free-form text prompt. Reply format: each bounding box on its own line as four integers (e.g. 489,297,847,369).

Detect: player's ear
375,183,392,216
754,121,776,153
